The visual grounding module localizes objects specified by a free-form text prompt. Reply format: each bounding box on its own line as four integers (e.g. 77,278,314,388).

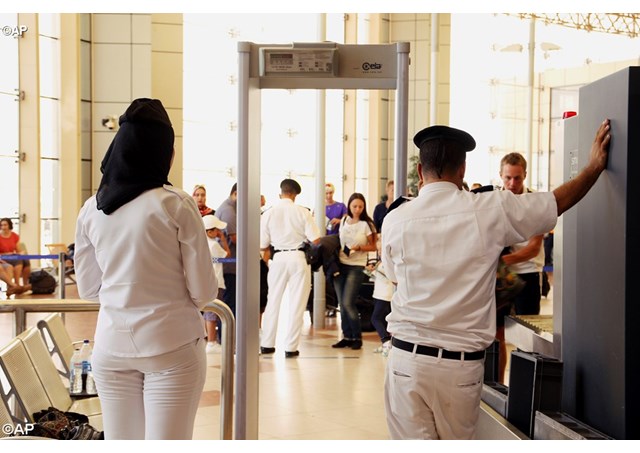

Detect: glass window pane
81,40,91,101
80,13,91,42
81,100,92,159
0,155,19,218
38,13,60,38
40,97,60,158
81,190,92,205
0,13,18,92
0,94,19,153
326,13,344,43
81,160,92,192
184,14,320,199
40,219,60,258
40,158,60,218
39,36,60,99
326,89,344,200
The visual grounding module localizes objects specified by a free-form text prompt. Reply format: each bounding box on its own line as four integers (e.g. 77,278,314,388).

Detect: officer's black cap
413,125,476,152
280,178,302,195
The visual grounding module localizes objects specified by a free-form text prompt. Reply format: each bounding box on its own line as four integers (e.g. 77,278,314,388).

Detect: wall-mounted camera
101,115,118,130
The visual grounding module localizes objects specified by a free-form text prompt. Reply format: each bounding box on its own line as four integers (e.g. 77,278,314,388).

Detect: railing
0,299,99,337
0,298,236,440
202,300,235,440
1,252,67,299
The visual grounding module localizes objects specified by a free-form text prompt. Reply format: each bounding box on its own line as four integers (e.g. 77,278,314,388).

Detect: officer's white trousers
91,337,206,440
384,345,485,439
260,250,311,352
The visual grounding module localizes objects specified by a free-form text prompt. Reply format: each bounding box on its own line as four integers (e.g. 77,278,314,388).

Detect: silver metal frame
237,41,410,439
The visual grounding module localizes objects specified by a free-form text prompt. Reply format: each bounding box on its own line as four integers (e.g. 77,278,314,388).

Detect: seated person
0,218,31,287
1,259,26,296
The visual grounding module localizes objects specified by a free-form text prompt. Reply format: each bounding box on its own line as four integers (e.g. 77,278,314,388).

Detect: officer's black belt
391,337,485,361
273,247,304,253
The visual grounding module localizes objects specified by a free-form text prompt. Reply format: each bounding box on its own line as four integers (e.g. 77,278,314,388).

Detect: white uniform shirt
208,237,227,290
260,198,320,250
75,186,218,357
382,181,557,352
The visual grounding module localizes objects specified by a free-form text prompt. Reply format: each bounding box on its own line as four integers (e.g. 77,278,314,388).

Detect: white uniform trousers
260,250,311,352
384,345,485,439
91,337,207,440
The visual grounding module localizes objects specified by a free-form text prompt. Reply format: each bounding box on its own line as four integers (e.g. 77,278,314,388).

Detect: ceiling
512,13,639,38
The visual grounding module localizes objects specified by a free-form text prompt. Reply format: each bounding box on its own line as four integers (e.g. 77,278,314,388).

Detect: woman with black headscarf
75,98,217,440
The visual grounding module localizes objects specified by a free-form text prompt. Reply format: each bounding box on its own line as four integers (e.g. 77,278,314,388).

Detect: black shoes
332,339,352,348
332,338,362,349
260,347,299,357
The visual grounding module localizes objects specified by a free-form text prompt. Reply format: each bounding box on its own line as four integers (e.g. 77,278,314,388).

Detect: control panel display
260,48,337,76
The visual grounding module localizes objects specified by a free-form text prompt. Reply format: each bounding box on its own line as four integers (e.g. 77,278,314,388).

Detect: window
0,13,20,231
39,13,61,252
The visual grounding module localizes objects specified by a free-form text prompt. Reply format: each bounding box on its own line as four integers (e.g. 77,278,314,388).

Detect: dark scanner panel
562,66,640,439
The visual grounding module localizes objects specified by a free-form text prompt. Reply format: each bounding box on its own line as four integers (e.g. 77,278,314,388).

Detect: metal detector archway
235,41,409,439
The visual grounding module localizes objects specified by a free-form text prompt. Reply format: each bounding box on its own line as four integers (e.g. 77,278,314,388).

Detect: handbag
300,241,315,266
495,258,525,312
15,407,104,440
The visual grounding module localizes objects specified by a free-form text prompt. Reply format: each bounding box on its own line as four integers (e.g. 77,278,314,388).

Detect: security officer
260,178,321,358
381,120,611,439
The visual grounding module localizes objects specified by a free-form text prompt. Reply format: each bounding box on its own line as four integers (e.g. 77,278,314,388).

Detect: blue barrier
2,254,236,263
213,257,237,264
0,254,59,260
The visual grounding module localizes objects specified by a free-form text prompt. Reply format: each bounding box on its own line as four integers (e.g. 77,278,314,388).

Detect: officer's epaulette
387,195,413,214
471,185,495,194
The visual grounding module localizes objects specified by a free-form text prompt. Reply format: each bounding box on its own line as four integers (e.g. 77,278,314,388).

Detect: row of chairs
0,314,101,438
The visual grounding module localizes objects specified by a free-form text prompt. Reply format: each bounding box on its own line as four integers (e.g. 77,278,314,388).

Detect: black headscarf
96,98,175,215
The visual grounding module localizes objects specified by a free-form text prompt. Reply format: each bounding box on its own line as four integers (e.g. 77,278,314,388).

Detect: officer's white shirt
75,186,218,357
260,198,320,250
382,181,557,352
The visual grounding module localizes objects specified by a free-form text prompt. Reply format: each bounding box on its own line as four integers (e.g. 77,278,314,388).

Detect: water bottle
69,349,83,395
79,340,97,395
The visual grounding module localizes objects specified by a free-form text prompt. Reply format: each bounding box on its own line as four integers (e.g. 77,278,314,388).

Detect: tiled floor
1,279,555,440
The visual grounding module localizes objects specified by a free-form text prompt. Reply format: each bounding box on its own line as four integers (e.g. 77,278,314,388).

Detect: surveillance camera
101,115,118,130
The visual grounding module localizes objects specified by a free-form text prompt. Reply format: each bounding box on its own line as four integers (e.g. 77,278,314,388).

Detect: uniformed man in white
260,179,321,358
381,121,611,439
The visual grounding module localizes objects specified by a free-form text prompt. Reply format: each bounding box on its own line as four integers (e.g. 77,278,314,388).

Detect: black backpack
29,270,57,294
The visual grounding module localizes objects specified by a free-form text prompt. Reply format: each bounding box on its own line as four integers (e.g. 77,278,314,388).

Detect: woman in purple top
324,183,347,235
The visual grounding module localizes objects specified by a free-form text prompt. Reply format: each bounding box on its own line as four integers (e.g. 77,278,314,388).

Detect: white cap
203,215,227,231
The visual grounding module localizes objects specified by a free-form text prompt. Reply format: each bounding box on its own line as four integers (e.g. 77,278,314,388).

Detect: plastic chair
17,328,101,418
0,337,53,424
36,313,77,380
44,243,75,284
0,394,14,438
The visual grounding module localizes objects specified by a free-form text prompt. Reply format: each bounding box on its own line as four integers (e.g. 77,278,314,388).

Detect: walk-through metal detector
235,41,409,439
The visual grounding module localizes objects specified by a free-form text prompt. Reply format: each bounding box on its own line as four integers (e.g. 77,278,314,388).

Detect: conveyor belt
512,314,553,337
504,314,556,358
